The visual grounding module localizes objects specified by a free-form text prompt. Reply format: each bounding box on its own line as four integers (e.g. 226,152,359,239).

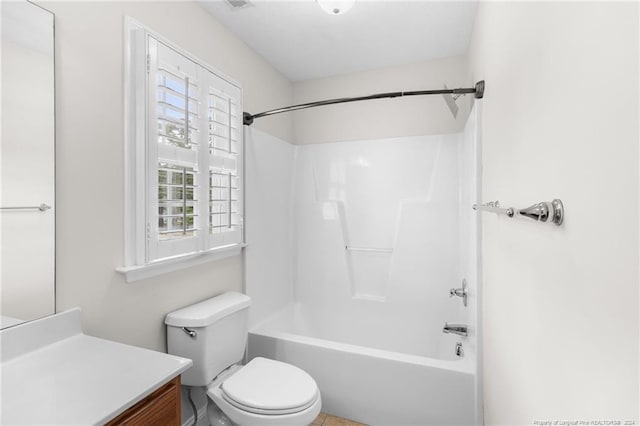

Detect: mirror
1,1,55,329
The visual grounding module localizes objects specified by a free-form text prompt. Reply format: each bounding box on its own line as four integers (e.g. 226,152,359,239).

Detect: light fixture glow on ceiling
317,0,356,15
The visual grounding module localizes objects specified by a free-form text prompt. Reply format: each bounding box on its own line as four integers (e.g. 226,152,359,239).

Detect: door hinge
146,54,151,74
146,222,151,241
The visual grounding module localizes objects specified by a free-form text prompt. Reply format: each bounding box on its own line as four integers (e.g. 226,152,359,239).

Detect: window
119,19,244,282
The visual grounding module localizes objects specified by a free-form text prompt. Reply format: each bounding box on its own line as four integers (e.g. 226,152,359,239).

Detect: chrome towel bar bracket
473,199,564,226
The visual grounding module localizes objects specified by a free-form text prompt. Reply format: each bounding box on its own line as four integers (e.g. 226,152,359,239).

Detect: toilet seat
206,358,322,426
220,357,319,415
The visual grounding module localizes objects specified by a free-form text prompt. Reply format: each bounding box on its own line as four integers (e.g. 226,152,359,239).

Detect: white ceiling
198,0,478,82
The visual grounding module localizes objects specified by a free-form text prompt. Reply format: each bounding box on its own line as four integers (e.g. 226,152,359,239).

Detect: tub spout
443,322,468,336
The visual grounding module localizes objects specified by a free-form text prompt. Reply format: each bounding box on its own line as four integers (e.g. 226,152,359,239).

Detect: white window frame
117,17,245,283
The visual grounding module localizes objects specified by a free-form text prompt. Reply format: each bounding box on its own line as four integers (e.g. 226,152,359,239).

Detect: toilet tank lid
165,292,251,328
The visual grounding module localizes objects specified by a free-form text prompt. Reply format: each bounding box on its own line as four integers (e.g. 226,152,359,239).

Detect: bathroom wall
469,2,639,423
292,55,470,145
39,1,294,351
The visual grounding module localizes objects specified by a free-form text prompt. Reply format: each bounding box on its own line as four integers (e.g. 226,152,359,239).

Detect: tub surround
246,108,481,425
0,309,192,425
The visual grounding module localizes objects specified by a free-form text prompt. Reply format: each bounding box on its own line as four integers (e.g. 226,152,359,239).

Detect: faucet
443,322,468,336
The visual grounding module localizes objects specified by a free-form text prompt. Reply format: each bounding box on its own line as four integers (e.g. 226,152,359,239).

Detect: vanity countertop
1,308,192,425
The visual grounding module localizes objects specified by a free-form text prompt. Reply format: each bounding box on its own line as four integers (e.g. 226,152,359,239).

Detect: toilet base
208,400,235,426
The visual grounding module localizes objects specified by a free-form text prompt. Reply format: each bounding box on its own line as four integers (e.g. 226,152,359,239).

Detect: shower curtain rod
243,80,484,126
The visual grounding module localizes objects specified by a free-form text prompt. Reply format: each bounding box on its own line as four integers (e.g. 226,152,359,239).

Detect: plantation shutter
146,35,243,263
147,37,201,261
205,70,243,248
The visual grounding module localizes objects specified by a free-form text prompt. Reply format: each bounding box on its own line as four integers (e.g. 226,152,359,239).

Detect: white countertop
1,309,192,425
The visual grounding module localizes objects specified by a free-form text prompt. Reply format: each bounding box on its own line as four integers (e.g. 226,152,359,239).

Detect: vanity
0,309,192,425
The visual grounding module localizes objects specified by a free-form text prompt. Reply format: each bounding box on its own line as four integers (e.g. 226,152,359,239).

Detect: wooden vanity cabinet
106,376,181,426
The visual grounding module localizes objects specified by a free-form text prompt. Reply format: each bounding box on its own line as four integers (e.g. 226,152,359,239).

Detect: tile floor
311,412,367,426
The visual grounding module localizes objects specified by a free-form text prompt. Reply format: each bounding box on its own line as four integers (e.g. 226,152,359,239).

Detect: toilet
165,292,321,426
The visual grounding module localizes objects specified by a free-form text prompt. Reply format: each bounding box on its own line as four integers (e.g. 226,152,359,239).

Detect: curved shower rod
242,80,485,126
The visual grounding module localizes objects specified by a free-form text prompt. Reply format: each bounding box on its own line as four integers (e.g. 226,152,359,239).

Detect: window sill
116,243,246,283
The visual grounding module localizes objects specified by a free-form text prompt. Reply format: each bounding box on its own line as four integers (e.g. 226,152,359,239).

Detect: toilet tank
165,292,251,386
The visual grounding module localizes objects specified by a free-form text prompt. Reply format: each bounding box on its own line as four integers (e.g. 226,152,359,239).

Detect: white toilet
165,292,321,426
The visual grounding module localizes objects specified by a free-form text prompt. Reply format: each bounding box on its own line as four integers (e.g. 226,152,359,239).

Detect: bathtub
247,304,477,426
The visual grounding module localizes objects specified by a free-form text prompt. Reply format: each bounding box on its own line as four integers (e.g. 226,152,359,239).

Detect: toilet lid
221,357,319,415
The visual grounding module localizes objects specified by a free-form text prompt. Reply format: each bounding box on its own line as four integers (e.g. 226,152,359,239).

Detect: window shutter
205,71,243,249
147,37,201,261
145,35,243,263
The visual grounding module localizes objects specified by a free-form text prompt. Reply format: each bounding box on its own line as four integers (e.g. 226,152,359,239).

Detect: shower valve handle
449,288,466,297
449,279,468,307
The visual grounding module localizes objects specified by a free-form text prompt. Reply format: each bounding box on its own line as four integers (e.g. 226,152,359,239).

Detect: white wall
469,2,639,423
40,1,293,352
244,128,295,328
292,56,470,144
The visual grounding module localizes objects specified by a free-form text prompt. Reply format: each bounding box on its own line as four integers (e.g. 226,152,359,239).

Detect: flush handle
182,327,197,338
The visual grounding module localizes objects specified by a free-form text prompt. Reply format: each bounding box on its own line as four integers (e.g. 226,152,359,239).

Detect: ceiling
198,0,478,82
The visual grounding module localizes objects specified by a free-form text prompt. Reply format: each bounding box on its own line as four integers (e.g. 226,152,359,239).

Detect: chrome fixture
473,199,564,226
519,200,564,225
443,323,468,337
244,81,485,125
472,200,514,217
455,342,464,357
449,279,468,307
0,203,51,212
182,327,197,338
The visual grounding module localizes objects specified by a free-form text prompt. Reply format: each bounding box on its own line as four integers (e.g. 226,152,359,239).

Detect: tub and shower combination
245,107,482,425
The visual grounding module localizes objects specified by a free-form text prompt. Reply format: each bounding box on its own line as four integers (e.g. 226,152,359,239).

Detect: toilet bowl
206,358,321,426
165,292,321,426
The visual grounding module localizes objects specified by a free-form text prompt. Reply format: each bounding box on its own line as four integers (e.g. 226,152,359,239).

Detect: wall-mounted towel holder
0,203,51,212
473,199,564,226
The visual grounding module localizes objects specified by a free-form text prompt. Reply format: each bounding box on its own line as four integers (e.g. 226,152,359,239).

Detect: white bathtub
248,304,477,426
